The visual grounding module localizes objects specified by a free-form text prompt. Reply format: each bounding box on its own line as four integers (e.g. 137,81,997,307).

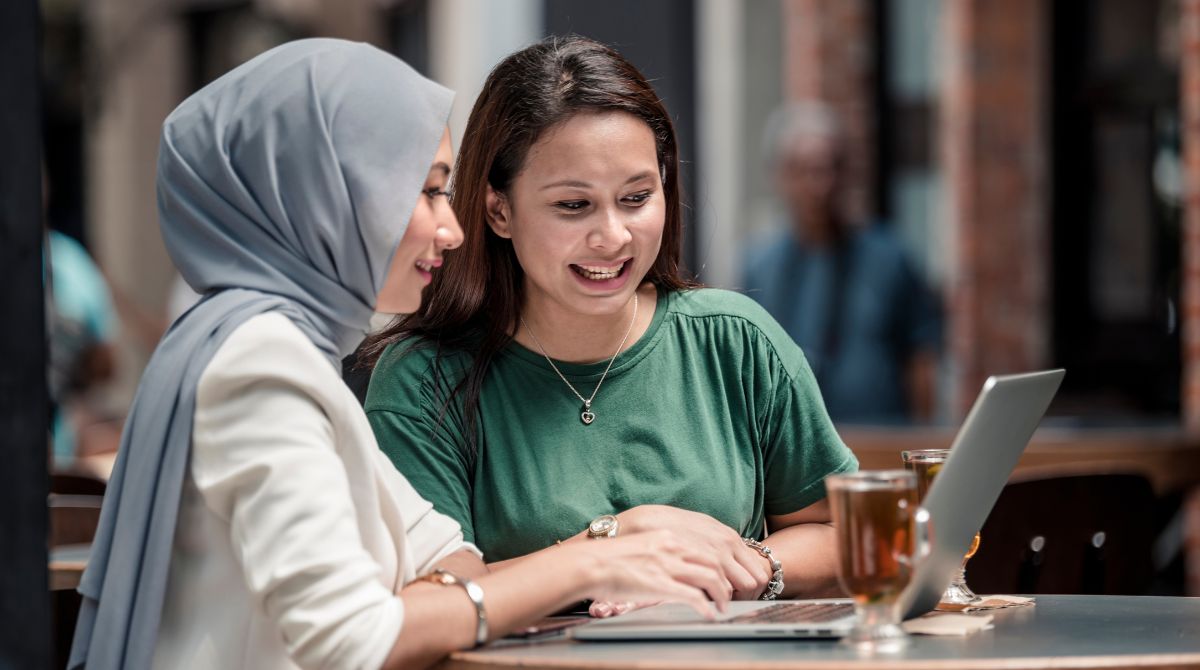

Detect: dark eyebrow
539,171,657,192
540,179,591,191
430,162,451,176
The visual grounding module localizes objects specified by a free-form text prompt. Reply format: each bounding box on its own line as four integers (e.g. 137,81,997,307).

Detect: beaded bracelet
742,537,785,601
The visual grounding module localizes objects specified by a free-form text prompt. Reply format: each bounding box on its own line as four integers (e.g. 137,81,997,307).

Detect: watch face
589,515,617,536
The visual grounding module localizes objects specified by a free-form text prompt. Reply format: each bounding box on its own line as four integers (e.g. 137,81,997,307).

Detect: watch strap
419,569,488,646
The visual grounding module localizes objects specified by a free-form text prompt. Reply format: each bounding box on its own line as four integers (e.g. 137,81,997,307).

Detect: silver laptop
572,369,1065,640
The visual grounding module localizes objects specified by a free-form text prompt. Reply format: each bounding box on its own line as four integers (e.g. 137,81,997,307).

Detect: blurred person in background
743,102,942,425
43,172,122,472
71,39,728,670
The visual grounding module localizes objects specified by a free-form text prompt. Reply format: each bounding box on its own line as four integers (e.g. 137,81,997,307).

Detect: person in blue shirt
743,102,942,425
45,228,119,464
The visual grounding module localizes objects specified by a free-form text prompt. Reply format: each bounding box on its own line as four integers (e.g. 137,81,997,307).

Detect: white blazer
153,312,474,669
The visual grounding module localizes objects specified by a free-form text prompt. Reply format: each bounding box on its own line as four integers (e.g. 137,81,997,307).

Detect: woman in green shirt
362,36,857,611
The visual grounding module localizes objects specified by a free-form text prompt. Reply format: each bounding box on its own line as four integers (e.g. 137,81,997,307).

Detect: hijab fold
70,39,452,669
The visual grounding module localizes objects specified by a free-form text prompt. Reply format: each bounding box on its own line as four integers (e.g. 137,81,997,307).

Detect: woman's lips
569,259,632,290
571,260,627,281
413,256,444,284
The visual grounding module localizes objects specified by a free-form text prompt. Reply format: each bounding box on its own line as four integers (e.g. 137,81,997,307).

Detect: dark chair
48,494,103,548
968,472,1157,595
52,590,82,670
50,471,107,497
48,492,102,669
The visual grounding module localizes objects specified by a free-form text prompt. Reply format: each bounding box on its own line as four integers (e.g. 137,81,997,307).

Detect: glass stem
856,601,891,628
844,600,909,651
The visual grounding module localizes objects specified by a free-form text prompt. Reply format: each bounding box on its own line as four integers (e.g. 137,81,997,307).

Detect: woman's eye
424,187,451,200
555,200,589,212
622,191,652,206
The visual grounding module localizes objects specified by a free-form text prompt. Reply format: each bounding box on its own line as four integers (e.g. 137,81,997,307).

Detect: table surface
441,596,1200,670
841,426,1200,496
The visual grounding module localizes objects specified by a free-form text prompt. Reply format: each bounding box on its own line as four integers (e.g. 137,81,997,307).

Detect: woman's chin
565,288,643,317
375,292,421,316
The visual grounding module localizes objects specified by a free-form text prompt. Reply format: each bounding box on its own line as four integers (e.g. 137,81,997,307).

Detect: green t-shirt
366,288,858,562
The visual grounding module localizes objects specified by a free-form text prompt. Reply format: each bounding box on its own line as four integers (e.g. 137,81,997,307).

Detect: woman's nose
588,207,633,249
435,207,464,250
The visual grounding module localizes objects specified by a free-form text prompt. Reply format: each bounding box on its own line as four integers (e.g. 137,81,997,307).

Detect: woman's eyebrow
540,179,591,191
430,162,451,176
539,171,656,192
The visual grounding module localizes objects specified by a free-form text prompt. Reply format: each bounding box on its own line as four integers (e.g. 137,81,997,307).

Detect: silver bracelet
742,537,784,601
419,568,488,647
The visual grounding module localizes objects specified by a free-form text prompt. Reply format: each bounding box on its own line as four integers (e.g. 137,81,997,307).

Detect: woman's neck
513,283,658,364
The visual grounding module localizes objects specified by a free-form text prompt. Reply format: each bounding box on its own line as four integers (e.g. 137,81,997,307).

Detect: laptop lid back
900,369,1064,618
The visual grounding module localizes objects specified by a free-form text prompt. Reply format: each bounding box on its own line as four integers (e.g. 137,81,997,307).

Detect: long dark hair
360,35,697,456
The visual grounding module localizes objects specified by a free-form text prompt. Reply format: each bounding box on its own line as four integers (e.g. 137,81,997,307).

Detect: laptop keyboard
724,602,853,625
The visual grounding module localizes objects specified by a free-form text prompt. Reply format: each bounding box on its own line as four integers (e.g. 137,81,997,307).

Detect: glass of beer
827,470,922,652
901,449,982,606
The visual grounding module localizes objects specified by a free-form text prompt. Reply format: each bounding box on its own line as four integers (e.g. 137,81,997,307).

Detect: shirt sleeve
757,336,859,516
740,235,780,306
741,246,764,295
894,246,943,355
372,448,482,575
193,332,403,670
366,348,478,545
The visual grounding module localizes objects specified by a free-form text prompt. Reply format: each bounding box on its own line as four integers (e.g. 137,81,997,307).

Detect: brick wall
1183,0,1200,431
781,0,875,224
940,0,1051,414
1182,0,1200,596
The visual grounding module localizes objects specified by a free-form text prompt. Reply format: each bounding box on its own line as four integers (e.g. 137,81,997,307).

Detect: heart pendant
581,410,595,425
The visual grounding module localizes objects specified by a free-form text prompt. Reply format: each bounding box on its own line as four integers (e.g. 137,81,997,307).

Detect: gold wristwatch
418,569,488,646
586,514,619,539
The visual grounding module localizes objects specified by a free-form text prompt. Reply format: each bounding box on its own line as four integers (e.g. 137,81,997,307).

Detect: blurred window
185,3,297,92
389,0,430,76
875,0,944,288
1050,0,1181,421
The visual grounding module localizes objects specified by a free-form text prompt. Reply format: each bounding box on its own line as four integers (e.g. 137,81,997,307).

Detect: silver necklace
520,293,639,425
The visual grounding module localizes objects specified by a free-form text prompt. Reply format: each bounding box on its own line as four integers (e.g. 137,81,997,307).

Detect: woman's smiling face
486,111,665,318
376,128,462,314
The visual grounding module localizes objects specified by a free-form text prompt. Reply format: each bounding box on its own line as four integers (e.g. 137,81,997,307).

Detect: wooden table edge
49,560,86,591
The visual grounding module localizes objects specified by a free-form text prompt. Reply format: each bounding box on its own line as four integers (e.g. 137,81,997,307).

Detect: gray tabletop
443,596,1200,669
50,543,91,565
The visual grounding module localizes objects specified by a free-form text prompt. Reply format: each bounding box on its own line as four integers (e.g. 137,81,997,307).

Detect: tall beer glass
827,470,921,652
901,449,982,605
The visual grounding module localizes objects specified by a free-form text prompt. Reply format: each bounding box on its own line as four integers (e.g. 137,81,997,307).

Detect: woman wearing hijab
70,39,728,670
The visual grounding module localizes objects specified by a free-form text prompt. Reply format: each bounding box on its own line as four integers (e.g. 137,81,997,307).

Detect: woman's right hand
564,529,732,618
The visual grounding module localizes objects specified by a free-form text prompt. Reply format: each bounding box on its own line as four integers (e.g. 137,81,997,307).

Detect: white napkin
903,612,994,636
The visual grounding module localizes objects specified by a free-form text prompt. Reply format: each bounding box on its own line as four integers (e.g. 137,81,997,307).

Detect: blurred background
28,0,1200,606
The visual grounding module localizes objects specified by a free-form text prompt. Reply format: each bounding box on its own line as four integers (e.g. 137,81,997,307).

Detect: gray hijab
70,38,452,669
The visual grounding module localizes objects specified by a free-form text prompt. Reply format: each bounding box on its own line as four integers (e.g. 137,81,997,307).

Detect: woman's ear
485,185,512,239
